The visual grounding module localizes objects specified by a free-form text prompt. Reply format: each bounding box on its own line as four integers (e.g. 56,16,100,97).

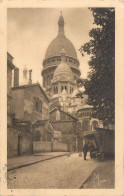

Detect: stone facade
7,53,33,158
12,83,50,124
7,52,15,127
49,108,77,152
8,122,33,158
32,120,54,142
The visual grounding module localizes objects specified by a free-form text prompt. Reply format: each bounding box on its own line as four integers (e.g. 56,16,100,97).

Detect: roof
49,107,77,121
45,34,78,60
45,15,78,60
33,120,48,126
77,104,93,112
12,83,50,102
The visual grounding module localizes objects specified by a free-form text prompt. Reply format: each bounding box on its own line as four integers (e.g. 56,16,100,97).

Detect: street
7,153,99,189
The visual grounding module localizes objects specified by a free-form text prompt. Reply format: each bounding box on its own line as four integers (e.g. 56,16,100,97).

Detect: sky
7,8,94,86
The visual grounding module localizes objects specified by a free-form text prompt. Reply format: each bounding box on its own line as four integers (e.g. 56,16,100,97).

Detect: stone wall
12,89,25,119
12,84,49,124
33,141,67,153
7,126,33,158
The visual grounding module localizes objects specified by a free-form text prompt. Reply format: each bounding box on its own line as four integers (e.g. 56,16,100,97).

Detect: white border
0,0,124,195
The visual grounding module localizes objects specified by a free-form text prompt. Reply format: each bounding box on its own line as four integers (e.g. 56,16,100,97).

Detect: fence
33,141,67,153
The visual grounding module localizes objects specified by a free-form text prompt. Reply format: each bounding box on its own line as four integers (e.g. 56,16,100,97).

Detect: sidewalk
80,160,115,189
7,152,67,171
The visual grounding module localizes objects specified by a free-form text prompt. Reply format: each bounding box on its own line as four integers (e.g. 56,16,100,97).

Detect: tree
79,8,115,125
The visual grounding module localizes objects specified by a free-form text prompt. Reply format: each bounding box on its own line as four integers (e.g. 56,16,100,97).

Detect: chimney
14,67,19,86
29,70,32,84
23,65,27,79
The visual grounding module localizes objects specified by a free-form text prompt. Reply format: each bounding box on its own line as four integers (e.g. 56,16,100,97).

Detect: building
41,13,81,90
12,80,51,149
12,83,50,124
7,53,33,158
50,49,77,111
32,120,54,142
49,107,77,151
7,52,15,127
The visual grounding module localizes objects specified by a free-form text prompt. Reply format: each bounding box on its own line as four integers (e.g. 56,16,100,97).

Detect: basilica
41,14,104,151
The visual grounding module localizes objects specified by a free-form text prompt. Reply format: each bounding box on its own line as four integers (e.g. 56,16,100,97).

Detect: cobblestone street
7,153,100,189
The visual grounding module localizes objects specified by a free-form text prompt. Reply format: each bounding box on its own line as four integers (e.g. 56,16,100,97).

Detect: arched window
61,86,64,92
35,98,38,111
56,87,58,93
54,87,56,94
47,75,49,86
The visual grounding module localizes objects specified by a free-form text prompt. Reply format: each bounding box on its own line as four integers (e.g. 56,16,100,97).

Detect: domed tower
50,49,76,111
41,13,81,89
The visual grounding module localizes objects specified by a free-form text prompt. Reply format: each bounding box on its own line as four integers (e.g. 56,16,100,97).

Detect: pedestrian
83,141,89,160
89,142,95,159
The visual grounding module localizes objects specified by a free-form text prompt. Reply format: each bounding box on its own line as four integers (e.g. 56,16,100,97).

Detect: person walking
83,141,89,160
89,142,95,159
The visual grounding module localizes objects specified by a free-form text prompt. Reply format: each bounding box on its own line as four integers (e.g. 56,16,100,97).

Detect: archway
92,120,98,131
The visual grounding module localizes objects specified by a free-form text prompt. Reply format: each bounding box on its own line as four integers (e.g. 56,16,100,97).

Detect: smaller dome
52,49,74,83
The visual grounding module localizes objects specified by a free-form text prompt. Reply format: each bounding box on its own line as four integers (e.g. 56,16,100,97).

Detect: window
47,132,51,141
54,87,56,94
61,86,64,92
56,87,58,93
47,75,50,86
34,97,42,113
51,58,55,62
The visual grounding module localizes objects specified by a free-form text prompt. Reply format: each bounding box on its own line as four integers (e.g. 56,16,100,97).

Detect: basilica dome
45,34,78,60
42,13,81,89
52,49,73,83
45,14,77,60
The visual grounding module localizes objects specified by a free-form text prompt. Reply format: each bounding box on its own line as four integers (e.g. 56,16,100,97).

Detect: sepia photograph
6,7,116,189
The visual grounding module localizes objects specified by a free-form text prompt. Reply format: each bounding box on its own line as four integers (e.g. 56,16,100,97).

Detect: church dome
52,49,73,83
45,14,78,60
45,35,77,60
